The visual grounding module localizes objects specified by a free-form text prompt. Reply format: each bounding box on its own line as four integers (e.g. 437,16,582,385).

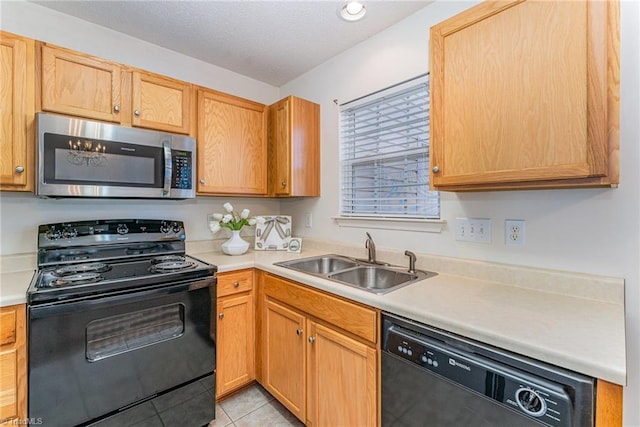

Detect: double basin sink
274,254,437,294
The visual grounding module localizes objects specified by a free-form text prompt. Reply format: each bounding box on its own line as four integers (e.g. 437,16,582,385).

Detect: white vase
221,230,250,255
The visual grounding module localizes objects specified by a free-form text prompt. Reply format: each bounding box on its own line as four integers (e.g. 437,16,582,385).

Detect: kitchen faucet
404,250,417,274
365,232,376,263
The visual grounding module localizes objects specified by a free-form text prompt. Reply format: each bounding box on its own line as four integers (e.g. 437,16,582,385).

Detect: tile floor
88,375,303,427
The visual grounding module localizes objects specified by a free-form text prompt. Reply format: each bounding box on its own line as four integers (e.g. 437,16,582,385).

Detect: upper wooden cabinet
40,44,122,123
0,32,35,192
131,71,191,134
429,0,619,191
39,44,192,135
268,96,320,197
197,88,268,195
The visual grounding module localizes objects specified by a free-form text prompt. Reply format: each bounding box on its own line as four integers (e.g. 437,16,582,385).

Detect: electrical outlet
505,220,525,246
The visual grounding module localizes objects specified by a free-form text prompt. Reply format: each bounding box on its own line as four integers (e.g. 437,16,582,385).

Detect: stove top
29,219,216,304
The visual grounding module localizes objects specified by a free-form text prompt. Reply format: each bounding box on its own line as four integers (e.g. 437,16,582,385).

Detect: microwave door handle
163,140,172,196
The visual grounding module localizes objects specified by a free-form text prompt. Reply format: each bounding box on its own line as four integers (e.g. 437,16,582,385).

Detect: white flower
223,202,234,213
256,216,266,225
208,222,221,233
212,213,223,221
247,218,257,226
241,208,250,219
222,214,232,223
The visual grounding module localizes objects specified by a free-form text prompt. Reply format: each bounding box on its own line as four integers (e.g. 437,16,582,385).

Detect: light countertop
1,241,626,386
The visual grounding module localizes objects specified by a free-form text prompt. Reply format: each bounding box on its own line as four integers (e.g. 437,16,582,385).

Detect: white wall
0,0,282,254
280,1,640,425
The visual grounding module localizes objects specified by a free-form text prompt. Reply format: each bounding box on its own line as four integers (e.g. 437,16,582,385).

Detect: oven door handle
29,278,214,319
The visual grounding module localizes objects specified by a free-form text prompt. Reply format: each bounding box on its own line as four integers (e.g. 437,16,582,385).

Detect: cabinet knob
200,179,205,185
113,105,120,112
281,181,287,188
308,336,315,344
432,166,440,173
233,281,239,288
134,110,140,116
218,313,224,319
296,329,303,336
15,166,24,173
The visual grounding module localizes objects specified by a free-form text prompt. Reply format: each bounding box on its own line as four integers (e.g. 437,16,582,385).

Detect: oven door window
42,132,164,188
86,303,185,362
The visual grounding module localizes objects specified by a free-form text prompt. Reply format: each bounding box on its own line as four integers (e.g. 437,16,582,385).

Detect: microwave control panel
172,150,193,190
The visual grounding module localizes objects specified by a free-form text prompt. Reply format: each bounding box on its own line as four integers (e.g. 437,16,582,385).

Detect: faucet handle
404,250,417,274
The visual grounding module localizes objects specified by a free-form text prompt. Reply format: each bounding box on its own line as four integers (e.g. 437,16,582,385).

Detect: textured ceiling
31,1,432,86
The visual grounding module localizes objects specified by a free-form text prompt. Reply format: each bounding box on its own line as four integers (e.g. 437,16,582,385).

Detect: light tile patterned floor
88,375,302,427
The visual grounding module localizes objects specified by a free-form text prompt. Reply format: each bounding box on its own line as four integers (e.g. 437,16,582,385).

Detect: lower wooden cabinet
258,272,379,426
0,304,27,425
216,270,255,398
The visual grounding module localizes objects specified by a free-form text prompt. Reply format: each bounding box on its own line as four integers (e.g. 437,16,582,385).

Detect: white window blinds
339,75,439,219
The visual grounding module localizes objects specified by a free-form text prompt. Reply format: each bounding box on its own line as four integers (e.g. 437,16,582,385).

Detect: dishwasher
381,313,595,427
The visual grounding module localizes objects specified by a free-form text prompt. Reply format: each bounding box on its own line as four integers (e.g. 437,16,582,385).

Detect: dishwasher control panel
382,318,589,427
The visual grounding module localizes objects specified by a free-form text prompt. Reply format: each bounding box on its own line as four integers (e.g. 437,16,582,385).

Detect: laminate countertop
0,241,625,386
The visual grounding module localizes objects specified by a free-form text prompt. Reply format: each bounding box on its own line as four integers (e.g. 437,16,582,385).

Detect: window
339,75,439,219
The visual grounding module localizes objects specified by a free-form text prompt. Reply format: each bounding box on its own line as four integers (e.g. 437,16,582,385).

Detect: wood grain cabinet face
0,305,27,424
429,0,619,191
260,273,378,426
0,32,34,191
40,45,122,123
216,270,255,398
197,89,268,195
131,71,191,135
268,96,320,197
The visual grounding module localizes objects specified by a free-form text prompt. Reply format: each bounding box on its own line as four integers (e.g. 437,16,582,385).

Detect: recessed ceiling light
340,1,366,22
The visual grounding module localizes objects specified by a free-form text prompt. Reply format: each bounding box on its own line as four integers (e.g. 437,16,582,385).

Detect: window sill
331,216,446,233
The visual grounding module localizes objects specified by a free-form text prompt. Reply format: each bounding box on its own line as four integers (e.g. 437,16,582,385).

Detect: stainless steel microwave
36,113,196,199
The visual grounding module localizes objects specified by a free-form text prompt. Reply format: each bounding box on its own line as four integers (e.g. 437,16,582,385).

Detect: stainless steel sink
274,254,436,294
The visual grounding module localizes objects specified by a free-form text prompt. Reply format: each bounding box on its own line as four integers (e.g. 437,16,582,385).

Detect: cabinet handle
134,110,140,116
15,166,24,173
233,281,239,288
113,105,120,112
432,166,440,173
296,329,303,336
200,179,205,185
281,181,287,188
218,313,224,319
308,336,315,344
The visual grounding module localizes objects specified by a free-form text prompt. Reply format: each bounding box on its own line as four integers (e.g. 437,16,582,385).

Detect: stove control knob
171,222,182,234
61,227,78,239
515,387,546,417
116,224,129,235
160,222,171,234
45,228,61,240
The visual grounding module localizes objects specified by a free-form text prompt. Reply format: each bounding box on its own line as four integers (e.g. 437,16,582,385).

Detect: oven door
28,278,215,427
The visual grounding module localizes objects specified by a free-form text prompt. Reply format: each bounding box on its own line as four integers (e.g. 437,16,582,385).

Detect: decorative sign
255,216,291,250
287,238,303,253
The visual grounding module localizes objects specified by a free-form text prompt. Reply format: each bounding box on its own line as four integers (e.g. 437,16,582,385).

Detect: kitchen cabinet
197,89,267,195
0,32,34,192
268,96,320,197
429,0,619,191
0,304,27,424
216,269,255,398
258,272,378,426
40,44,192,134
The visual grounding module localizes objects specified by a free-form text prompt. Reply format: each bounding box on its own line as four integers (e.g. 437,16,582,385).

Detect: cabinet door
306,321,377,427
268,98,291,196
131,71,191,134
40,45,122,122
0,32,34,191
216,293,255,397
262,297,306,422
0,305,26,423
430,0,617,189
197,89,267,195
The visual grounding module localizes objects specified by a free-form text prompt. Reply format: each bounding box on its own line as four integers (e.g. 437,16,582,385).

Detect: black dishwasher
381,313,595,427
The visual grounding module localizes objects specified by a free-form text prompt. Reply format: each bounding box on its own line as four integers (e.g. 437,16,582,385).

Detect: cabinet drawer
263,273,378,344
0,309,16,347
218,269,253,297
